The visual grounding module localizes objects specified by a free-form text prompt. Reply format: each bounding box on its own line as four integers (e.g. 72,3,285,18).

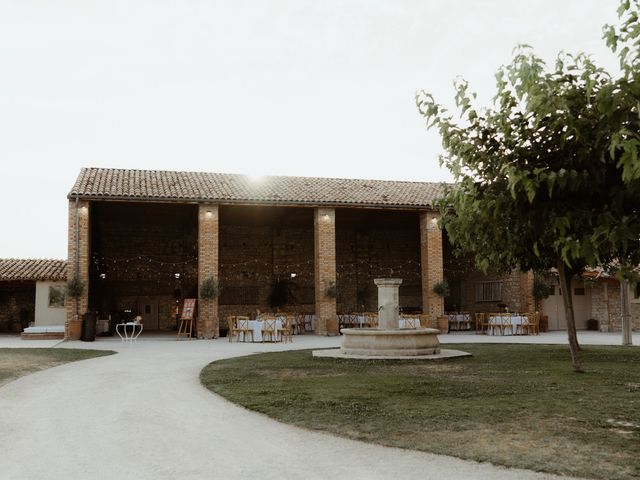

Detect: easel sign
177,298,197,341
182,298,196,320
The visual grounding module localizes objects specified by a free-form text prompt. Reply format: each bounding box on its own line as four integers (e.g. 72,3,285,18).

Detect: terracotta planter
539,315,549,333
68,319,82,340
437,316,449,334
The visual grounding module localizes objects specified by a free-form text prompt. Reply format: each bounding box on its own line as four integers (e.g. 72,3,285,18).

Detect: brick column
314,207,338,335
420,211,444,325
66,198,90,340
520,271,535,313
198,204,219,338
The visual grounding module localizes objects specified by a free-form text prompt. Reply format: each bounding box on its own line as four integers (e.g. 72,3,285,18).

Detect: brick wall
0,281,35,332
88,201,198,331
66,198,90,339
336,209,421,313
198,204,219,338
315,207,337,335
81,201,545,335
218,219,315,324
420,211,444,324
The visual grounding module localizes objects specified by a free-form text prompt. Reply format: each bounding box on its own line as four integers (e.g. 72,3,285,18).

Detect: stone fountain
313,278,470,360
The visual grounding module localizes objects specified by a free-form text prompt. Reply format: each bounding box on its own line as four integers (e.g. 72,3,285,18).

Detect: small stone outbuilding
0,258,67,333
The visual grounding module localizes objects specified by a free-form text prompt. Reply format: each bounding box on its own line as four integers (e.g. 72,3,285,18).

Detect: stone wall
0,281,35,332
589,279,640,331
454,270,534,314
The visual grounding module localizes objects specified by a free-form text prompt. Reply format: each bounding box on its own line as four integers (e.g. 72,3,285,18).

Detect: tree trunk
557,261,584,372
621,279,632,346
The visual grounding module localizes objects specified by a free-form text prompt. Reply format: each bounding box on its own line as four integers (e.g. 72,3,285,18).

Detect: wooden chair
475,312,489,334
293,313,304,335
486,313,502,335
301,314,312,332
516,314,531,335
261,317,277,342
236,316,252,342
277,315,294,343
459,312,472,330
401,316,419,328
499,314,513,336
447,312,460,331
529,312,540,335
227,316,240,342
365,313,378,328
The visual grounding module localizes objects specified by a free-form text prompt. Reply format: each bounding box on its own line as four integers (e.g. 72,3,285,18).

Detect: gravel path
0,332,612,479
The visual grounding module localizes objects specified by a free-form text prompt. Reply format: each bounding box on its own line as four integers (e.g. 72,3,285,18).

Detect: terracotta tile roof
0,259,67,282
69,168,446,209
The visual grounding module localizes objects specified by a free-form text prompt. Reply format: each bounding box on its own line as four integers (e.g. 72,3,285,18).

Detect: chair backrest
263,318,276,331
227,316,236,330
237,317,250,329
404,317,418,328
285,314,294,328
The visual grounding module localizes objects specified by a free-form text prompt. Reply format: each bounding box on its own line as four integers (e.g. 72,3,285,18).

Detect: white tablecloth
488,315,527,336
238,319,283,342
339,316,419,328
447,313,472,330
302,314,315,332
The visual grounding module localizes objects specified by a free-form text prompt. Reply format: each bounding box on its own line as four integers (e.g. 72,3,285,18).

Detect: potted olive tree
200,277,220,338
66,272,84,340
433,280,450,332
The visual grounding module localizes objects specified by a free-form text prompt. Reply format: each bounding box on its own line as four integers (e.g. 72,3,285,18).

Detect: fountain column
374,278,403,329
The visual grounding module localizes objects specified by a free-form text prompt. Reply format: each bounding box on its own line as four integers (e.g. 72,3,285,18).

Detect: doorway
137,296,159,330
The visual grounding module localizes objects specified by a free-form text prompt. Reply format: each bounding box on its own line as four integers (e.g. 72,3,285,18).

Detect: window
475,281,502,302
48,286,66,308
574,287,585,296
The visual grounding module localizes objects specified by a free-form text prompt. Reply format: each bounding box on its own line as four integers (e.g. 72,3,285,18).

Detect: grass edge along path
0,348,115,387
201,344,640,480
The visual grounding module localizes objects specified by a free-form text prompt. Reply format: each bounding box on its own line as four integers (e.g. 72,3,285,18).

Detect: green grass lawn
201,344,640,480
0,348,115,387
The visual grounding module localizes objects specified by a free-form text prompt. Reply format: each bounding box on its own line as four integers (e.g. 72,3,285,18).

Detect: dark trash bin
81,312,97,342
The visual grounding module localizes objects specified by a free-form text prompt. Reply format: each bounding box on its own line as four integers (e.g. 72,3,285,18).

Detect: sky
0,0,622,259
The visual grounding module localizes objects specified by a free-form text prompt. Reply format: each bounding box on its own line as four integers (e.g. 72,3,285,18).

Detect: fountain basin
340,327,441,356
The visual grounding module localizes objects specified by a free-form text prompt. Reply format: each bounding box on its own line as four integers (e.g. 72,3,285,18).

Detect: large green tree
417,0,640,371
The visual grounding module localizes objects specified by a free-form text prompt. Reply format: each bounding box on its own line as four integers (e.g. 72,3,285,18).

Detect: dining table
487,315,528,336
447,312,472,331
238,319,283,342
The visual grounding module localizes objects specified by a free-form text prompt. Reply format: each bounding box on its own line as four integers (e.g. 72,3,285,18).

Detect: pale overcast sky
0,0,621,259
